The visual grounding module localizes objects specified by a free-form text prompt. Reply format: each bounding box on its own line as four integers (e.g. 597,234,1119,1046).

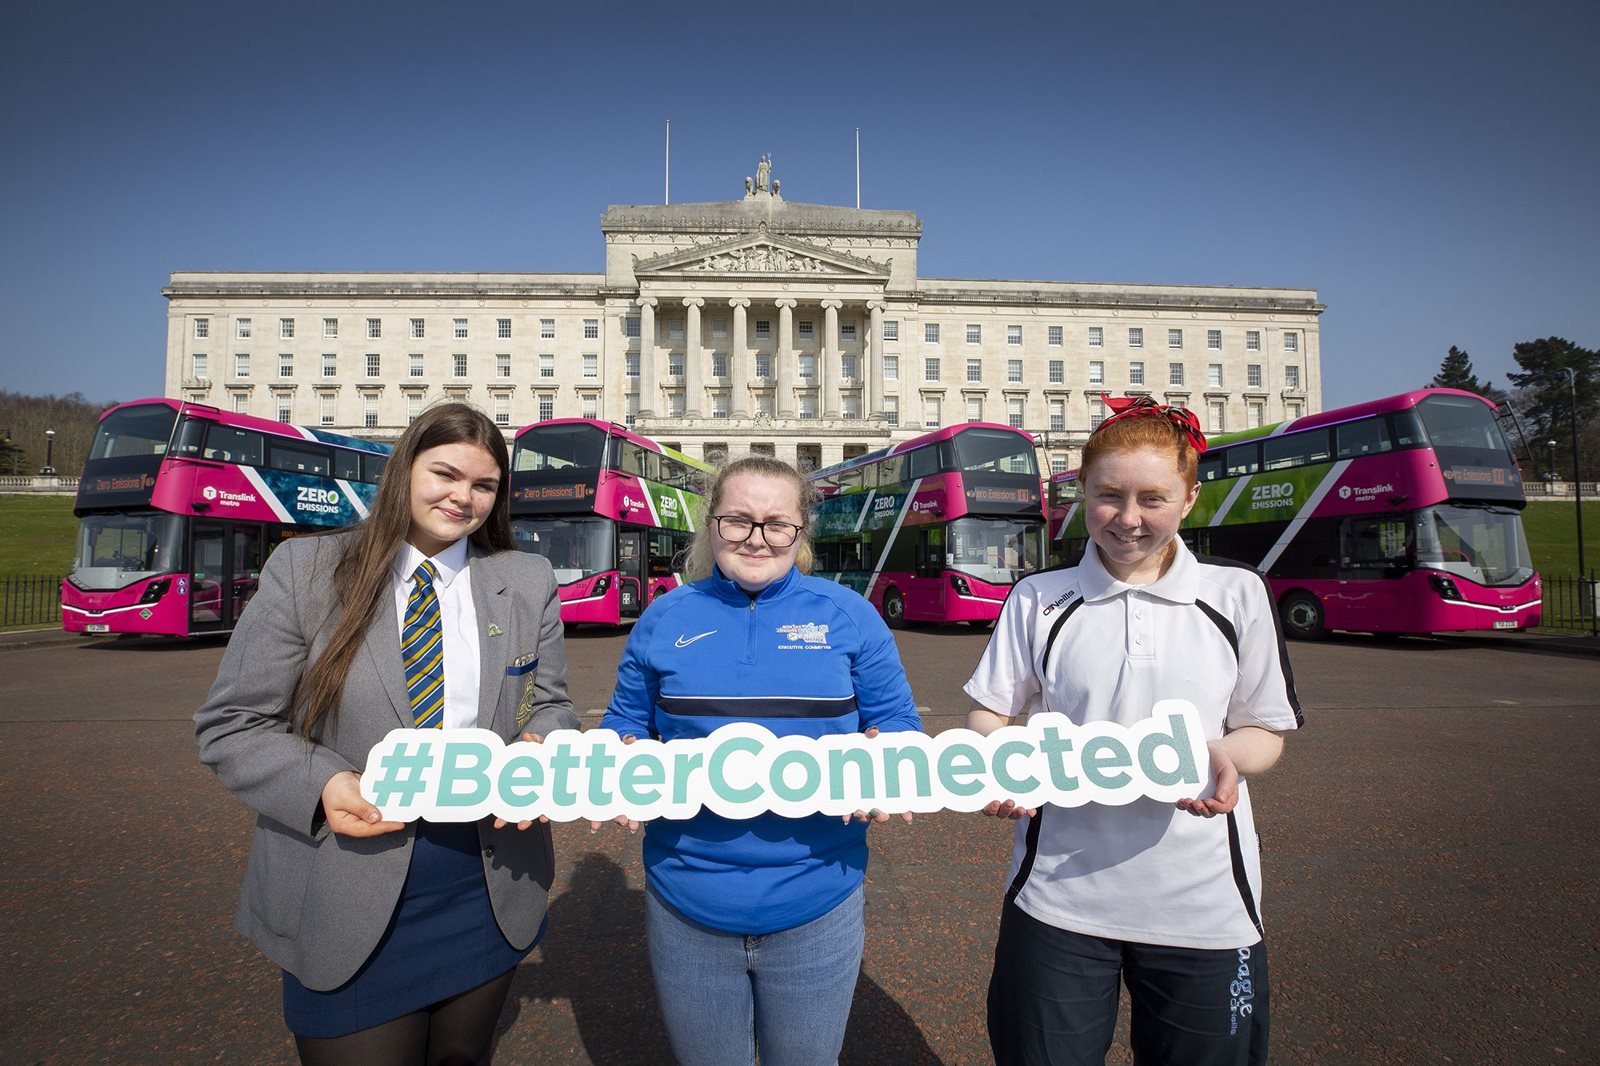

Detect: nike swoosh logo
674,630,717,648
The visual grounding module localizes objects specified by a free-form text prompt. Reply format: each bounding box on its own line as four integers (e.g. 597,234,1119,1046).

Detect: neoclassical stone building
163,164,1323,473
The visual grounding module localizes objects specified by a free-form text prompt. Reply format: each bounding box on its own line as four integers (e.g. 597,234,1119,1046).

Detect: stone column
866,301,885,419
821,299,843,419
637,297,658,418
775,298,796,418
729,298,750,418
682,297,704,418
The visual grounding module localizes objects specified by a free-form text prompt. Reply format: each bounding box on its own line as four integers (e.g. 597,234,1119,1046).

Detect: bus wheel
883,589,907,630
966,619,993,630
1280,592,1327,640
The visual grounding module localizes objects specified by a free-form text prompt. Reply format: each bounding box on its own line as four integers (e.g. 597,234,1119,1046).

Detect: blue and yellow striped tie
403,561,445,729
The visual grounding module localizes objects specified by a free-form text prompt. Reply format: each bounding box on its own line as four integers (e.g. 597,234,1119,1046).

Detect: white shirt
392,538,481,730
963,539,1302,949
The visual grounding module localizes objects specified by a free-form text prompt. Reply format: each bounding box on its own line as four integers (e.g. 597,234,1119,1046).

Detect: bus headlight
593,575,611,594
1427,573,1463,601
139,578,172,604
950,575,971,596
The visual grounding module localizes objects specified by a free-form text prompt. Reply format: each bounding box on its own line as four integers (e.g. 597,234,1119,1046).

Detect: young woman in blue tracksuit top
599,454,923,1066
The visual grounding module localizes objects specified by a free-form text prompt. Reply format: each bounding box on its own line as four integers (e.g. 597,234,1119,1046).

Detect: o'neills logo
1338,483,1395,501
1041,590,1075,616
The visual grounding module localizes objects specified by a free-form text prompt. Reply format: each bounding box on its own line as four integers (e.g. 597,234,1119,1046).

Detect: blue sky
2,0,1596,410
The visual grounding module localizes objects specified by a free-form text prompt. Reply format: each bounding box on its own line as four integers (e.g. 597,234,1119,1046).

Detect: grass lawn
1521,500,1600,578
0,494,77,574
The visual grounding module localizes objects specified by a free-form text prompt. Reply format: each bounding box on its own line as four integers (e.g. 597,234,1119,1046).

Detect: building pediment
633,232,888,278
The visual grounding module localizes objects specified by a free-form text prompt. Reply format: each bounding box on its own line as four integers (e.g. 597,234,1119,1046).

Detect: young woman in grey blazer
195,403,578,1063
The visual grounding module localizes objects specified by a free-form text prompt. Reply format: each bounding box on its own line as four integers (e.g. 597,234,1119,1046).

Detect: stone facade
163,167,1323,472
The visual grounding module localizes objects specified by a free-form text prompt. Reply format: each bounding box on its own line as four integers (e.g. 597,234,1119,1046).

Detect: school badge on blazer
507,653,540,728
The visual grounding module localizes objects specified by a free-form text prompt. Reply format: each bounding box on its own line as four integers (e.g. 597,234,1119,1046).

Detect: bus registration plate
86,624,110,633
1492,620,1518,630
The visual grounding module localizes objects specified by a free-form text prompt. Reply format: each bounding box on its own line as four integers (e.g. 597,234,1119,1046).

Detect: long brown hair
292,402,513,737
683,454,817,582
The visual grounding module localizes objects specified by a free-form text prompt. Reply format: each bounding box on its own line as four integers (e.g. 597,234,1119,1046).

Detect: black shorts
987,897,1269,1066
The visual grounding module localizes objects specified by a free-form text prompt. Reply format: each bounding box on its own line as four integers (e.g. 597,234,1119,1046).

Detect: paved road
1,628,1596,1064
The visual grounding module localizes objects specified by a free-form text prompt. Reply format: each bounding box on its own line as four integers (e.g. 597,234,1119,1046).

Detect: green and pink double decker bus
509,419,712,625
62,398,390,637
1048,388,1541,638
808,423,1046,628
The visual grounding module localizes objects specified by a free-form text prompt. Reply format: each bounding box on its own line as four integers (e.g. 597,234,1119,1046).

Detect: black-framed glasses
711,515,804,547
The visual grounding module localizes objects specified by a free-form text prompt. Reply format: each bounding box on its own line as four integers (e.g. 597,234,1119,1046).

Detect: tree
0,434,26,476
1429,345,1507,404
1505,337,1600,481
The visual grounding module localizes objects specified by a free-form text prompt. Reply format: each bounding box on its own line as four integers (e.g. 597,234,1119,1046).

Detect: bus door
912,526,948,619
190,521,266,632
617,530,645,617
1334,515,1412,624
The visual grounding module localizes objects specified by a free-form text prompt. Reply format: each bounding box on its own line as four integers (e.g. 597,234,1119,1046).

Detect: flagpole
665,119,670,205
855,127,860,209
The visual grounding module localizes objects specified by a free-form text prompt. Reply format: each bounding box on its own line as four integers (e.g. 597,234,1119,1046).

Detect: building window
1008,359,1023,383
1285,365,1301,390
711,319,727,341
1048,325,1063,346
1246,330,1261,352
668,353,685,378
452,354,468,378
194,318,209,339
280,318,295,339
319,394,334,426
966,324,982,345
883,355,898,381
799,354,816,381
1169,363,1185,386
235,353,250,378
925,323,940,344
540,354,555,379
233,392,248,414
277,395,292,423
539,394,555,421
452,318,467,340
1048,360,1064,384
755,353,772,379
496,353,511,378
1207,329,1221,350
967,397,984,423
1088,360,1104,385
582,394,598,420
192,354,208,380
1052,455,1068,474
840,323,857,343
624,316,640,339
1049,400,1065,432
884,395,899,427
755,392,774,417
366,354,381,378
1168,329,1183,349
1208,363,1223,388
409,353,424,378
584,319,599,340
798,319,814,339
408,393,424,423
625,352,640,378
494,394,510,426
1130,361,1145,386
1284,332,1300,353
798,394,817,420
711,391,729,419
279,354,293,378
667,318,684,340
1248,401,1265,428
584,354,599,379
236,318,252,339
1090,397,1106,430
364,395,379,429
1088,326,1103,348
1008,397,1024,429
1207,400,1225,434
754,319,771,339
1287,401,1304,419
923,395,941,428
883,319,899,341
366,318,381,339
842,393,860,420
487,318,506,340
925,357,941,382
966,358,983,383
841,354,858,381
1128,327,1143,348
1247,363,1263,388
410,318,425,339
711,353,728,378
625,394,639,426
1007,325,1022,346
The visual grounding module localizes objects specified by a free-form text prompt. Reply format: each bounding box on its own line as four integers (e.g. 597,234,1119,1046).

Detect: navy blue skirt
283,820,540,1039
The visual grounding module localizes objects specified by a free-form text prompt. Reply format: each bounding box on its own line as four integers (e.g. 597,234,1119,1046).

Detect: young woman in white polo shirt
964,396,1301,1066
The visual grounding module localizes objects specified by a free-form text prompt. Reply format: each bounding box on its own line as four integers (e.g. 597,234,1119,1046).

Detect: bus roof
1204,387,1496,450
513,417,713,471
102,397,390,454
809,422,1037,480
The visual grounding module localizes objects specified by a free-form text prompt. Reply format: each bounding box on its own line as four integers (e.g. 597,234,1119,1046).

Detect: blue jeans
644,881,866,1066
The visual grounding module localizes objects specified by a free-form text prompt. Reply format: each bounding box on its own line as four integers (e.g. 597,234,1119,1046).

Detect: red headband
1096,394,1208,453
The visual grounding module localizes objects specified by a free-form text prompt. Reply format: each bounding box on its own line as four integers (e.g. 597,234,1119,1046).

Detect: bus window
620,442,649,478
1335,418,1391,458
174,417,209,458
1390,407,1427,448
204,426,264,466
268,441,332,476
363,452,388,484
876,453,906,488
1225,444,1261,478
1262,429,1332,471
1198,452,1226,483
908,446,941,480
90,403,177,460
1342,516,1410,571
333,449,362,482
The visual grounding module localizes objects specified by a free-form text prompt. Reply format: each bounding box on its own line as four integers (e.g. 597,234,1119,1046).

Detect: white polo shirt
963,538,1302,950
392,539,481,730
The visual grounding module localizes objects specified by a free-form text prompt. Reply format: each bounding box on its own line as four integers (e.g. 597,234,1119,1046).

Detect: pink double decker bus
1048,388,1541,638
63,398,390,637
808,423,1046,628
509,419,712,625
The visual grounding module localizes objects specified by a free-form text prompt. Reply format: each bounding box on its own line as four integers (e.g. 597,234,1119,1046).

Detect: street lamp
1560,368,1588,627
42,429,56,476
1547,439,1559,485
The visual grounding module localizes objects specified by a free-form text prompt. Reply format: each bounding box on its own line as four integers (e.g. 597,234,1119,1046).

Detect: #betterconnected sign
360,700,1213,822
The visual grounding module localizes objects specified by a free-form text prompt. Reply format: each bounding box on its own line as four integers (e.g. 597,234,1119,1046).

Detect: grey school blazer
194,530,579,991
